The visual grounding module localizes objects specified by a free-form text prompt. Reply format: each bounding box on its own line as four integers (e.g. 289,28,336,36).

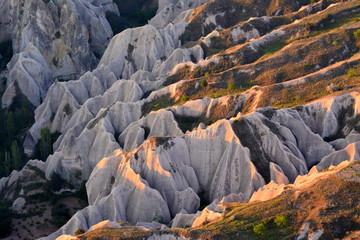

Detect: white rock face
43,120,266,239
24,0,205,159
3,0,358,238
191,199,224,227
317,141,360,171
119,109,184,151
2,44,52,107
249,181,286,203
251,160,357,204
171,210,201,228
150,0,209,28
270,162,290,185
1,0,115,107
219,192,246,204
55,235,77,240
87,220,121,231
11,197,26,212
34,89,360,239
99,23,202,80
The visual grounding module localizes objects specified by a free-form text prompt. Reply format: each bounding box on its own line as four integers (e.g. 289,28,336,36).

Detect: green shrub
49,172,62,192
227,82,235,91
74,228,85,236
331,40,339,46
39,127,52,161
181,95,190,102
274,215,289,227
204,72,211,78
0,40,13,71
11,140,22,170
75,181,88,203
354,29,360,40
253,223,266,235
347,68,357,78
212,94,222,98
200,79,208,88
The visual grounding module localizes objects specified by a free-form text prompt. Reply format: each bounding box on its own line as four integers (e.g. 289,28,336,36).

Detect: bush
274,215,289,227
212,94,222,98
200,79,208,88
347,68,358,78
106,11,126,35
253,223,266,235
354,29,360,40
75,181,88,204
74,228,85,236
40,127,52,161
49,172,62,192
227,82,235,91
181,95,190,102
204,72,211,78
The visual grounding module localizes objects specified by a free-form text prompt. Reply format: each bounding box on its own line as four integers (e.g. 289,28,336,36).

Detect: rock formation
0,0,359,239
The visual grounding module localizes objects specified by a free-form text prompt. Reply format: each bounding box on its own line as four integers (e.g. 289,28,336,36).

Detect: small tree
354,29,360,40
40,127,52,161
274,215,289,227
11,141,22,170
227,82,235,91
6,112,15,137
347,68,357,78
49,172,62,192
181,95,190,102
200,79,208,88
4,151,11,176
253,223,266,235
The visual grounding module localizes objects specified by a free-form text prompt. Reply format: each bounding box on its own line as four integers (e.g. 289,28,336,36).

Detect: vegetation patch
142,94,174,115
111,0,158,34
0,40,13,72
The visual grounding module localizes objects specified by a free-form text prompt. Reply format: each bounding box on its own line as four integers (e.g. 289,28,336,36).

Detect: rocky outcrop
1,0,116,107
0,0,358,239
250,159,360,203
38,90,360,238
42,119,264,239
23,0,204,157
317,141,360,171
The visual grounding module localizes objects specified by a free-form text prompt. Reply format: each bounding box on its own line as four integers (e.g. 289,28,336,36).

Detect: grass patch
142,94,174,115
257,39,287,61
301,11,360,39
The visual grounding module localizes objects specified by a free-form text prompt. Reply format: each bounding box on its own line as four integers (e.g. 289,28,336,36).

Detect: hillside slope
59,160,360,240
0,0,359,239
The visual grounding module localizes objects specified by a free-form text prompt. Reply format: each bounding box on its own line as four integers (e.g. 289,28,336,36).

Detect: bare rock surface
0,0,115,107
